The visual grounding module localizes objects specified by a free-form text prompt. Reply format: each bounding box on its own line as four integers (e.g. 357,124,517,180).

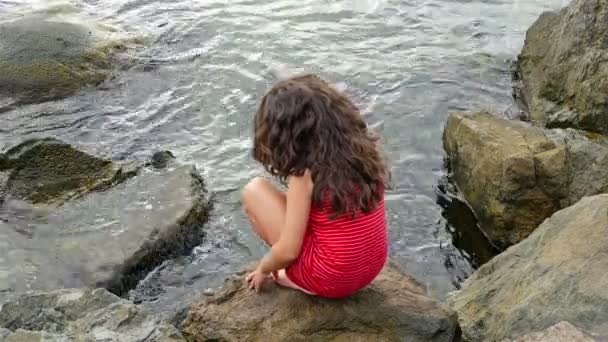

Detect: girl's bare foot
273,269,316,296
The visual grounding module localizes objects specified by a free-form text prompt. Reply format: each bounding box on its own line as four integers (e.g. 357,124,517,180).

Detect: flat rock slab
447,194,608,341
44,164,209,294
0,140,210,304
181,261,460,342
0,288,185,341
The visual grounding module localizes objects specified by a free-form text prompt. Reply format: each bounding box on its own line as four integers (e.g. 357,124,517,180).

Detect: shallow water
0,0,568,317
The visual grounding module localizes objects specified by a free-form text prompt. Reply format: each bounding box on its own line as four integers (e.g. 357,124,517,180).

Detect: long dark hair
253,74,390,217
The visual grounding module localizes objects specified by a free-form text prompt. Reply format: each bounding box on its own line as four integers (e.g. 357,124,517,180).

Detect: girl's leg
241,177,316,295
241,177,285,246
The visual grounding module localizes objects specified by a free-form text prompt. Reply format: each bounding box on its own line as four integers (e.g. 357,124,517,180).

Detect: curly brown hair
252,73,391,217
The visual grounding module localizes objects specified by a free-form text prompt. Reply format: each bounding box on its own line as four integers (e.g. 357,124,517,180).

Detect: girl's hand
245,268,270,292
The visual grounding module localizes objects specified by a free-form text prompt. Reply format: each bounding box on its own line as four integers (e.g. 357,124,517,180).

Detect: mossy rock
1,138,137,205
0,17,128,103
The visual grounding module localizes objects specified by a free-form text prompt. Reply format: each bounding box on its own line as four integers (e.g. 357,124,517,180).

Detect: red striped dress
285,190,388,298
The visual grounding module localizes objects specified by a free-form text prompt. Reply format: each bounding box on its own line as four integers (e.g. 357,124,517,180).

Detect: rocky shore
3,0,608,341
443,0,608,340
0,9,464,342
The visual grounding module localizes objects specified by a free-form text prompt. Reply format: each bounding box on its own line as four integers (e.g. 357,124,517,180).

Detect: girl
242,74,390,298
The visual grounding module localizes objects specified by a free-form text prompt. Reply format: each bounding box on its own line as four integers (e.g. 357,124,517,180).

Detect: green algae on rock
0,16,132,103
447,194,608,342
0,138,136,205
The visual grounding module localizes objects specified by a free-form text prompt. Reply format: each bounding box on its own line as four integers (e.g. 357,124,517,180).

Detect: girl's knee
241,177,264,204
242,177,276,201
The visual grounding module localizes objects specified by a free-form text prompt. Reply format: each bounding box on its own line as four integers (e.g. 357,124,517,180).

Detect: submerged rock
503,322,595,342
0,16,131,103
181,261,460,342
0,288,185,341
447,194,608,341
443,111,608,248
0,139,211,304
0,138,135,205
515,0,608,133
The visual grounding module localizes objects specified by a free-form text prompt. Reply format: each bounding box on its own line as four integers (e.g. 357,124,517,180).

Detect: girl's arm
257,170,313,274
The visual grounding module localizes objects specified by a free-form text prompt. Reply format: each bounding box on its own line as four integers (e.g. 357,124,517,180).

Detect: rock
147,150,176,170
0,138,136,205
0,288,185,341
2,330,71,342
0,226,84,307
48,163,210,295
545,128,608,205
502,322,596,342
515,0,608,133
0,328,10,340
0,154,7,170
0,16,131,103
443,111,566,249
443,111,608,249
447,194,608,341
0,139,211,304
181,261,460,342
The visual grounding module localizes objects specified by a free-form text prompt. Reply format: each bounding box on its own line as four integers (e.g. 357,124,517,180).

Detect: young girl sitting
242,73,390,298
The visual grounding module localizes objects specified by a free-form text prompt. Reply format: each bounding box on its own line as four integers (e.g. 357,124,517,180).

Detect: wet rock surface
0,288,185,341
0,139,211,305
447,194,608,342
181,261,461,342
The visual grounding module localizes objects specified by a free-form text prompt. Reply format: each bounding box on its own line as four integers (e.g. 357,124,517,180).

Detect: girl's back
291,192,388,297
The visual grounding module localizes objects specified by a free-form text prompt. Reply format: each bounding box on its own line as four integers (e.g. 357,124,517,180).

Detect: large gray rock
515,0,608,133
0,16,131,103
447,194,608,341
0,288,185,341
181,261,460,342
443,111,608,248
0,140,211,304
